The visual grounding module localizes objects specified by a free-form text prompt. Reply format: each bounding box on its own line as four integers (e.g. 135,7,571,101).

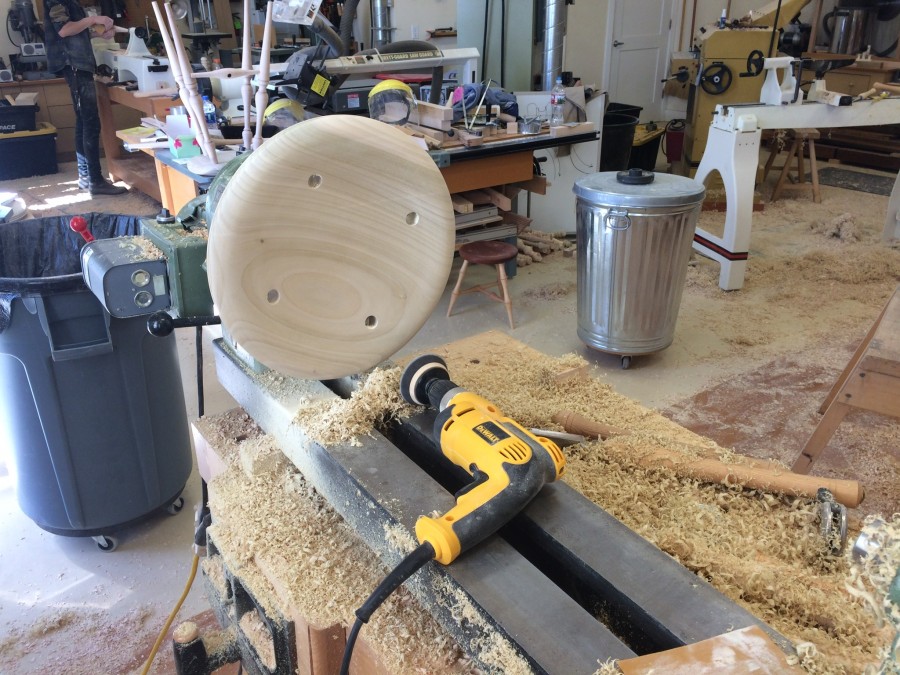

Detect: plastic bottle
550,77,566,126
202,95,216,127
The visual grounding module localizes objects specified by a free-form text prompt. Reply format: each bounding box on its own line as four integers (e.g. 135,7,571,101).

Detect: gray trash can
573,169,705,368
0,214,192,547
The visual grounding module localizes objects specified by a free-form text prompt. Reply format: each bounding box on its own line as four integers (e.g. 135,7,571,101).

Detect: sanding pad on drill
400,354,450,405
206,115,456,380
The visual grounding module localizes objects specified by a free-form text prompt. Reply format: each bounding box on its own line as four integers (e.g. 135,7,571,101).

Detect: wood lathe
162,114,814,674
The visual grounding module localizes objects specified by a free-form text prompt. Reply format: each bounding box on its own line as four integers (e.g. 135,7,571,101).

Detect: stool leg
771,140,797,202
796,139,805,184
447,260,468,317
809,139,821,203
496,263,514,329
762,138,779,182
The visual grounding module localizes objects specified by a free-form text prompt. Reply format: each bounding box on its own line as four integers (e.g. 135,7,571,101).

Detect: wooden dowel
551,409,864,508
874,81,900,95
241,0,253,150
164,1,218,163
252,1,274,150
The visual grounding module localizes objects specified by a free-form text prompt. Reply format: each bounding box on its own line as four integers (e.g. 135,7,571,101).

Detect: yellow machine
679,0,811,169
400,354,566,564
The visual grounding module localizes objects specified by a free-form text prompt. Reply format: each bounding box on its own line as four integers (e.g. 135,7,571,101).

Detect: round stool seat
459,240,518,265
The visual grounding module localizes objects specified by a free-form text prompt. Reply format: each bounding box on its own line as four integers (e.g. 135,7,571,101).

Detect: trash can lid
573,171,705,207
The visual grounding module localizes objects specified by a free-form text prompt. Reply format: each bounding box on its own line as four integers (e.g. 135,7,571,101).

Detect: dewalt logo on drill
472,421,510,446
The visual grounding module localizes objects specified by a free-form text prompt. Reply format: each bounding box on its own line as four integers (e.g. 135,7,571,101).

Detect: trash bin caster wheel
620,355,632,370
166,496,185,516
93,535,118,552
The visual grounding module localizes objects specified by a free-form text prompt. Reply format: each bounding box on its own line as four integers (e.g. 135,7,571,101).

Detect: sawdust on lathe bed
292,367,416,447
389,346,892,674
208,446,528,674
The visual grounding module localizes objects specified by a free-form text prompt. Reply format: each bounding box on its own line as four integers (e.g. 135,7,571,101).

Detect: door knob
613,40,624,47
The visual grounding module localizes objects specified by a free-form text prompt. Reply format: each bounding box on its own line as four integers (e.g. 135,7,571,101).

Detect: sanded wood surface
207,115,456,379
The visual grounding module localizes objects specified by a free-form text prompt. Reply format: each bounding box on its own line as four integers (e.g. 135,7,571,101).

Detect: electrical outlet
411,24,419,39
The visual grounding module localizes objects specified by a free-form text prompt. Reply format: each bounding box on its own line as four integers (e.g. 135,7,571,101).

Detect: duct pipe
370,0,395,48
340,0,362,55
312,13,344,55
541,0,568,90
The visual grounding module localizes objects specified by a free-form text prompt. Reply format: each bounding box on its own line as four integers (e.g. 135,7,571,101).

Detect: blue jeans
63,68,104,182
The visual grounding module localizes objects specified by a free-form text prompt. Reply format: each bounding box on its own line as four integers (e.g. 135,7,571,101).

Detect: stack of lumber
516,228,572,266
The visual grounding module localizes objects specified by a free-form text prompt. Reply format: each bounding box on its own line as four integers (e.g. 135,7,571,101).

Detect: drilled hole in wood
364,315,377,328
267,289,279,303
406,212,420,226
308,174,323,188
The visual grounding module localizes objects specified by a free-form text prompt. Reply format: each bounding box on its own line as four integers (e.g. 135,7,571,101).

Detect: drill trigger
454,465,489,499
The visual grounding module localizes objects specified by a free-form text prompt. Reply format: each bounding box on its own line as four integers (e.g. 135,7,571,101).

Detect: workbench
193,331,801,674
97,84,181,204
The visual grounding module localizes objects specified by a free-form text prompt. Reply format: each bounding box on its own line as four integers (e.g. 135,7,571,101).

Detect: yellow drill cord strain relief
416,514,462,565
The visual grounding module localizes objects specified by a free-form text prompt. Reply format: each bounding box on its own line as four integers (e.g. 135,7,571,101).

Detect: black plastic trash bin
0,214,192,549
599,113,640,171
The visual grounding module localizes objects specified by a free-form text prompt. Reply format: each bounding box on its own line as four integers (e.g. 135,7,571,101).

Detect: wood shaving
381,341,893,673
238,609,275,670
293,367,415,447
207,446,477,674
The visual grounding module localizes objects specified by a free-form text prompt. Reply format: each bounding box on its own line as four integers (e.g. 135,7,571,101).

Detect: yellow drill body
415,390,566,564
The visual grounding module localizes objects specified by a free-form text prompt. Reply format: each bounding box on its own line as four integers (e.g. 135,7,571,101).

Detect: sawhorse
792,285,900,473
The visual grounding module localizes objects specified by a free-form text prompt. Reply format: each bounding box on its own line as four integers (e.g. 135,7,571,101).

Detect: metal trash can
573,169,705,368
0,214,192,550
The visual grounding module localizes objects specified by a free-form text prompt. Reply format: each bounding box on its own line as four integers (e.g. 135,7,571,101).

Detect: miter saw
275,39,478,112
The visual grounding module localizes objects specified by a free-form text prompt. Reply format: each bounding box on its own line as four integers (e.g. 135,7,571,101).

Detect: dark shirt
43,0,97,74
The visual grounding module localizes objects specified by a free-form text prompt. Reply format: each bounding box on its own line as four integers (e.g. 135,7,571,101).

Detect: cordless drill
340,354,566,674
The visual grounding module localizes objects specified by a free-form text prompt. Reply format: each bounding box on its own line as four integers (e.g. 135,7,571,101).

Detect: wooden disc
207,115,455,379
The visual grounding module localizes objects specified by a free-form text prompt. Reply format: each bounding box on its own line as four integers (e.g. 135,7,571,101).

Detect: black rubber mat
812,167,896,196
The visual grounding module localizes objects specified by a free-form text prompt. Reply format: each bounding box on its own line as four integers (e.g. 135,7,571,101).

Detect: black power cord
339,542,435,675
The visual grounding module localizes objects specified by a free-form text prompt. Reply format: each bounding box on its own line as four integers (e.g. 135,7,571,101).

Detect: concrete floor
0,155,896,673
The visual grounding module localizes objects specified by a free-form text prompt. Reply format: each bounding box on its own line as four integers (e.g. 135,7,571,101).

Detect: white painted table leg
692,125,761,291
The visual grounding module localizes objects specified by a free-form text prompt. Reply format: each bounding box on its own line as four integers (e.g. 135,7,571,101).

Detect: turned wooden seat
447,240,518,329
763,128,821,204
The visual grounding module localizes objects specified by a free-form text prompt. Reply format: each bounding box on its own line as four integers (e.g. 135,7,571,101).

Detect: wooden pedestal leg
446,260,469,317
496,263,514,329
792,400,852,474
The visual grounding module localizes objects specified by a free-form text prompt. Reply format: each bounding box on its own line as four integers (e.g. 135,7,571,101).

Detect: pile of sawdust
378,346,893,673
811,213,860,242
207,453,505,673
293,367,415,447
0,605,156,674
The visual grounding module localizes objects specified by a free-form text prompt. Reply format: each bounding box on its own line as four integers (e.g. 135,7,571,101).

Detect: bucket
0,214,192,538
600,113,639,171
572,169,705,360
606,102,643,119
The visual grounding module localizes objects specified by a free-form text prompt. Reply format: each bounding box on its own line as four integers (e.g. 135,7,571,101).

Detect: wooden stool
792,285,900,473
763,128,821,203
447,240,518,329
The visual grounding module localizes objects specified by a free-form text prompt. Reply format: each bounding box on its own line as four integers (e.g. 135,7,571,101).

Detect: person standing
43,0,126,196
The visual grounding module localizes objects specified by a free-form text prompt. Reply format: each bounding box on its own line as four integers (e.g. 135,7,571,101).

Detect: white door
606,0,676,122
